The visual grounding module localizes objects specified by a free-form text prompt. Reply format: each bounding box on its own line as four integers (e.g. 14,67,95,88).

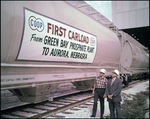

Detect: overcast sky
85,1,112,21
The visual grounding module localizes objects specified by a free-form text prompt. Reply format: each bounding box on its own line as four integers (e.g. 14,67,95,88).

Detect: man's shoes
100,115,104,118
90,115,95,117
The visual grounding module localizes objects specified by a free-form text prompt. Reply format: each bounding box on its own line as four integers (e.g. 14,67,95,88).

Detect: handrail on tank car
1,63,117,69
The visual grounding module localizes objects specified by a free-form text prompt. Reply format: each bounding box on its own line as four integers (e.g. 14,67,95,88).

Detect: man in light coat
106,69,122,118
91,69,107,118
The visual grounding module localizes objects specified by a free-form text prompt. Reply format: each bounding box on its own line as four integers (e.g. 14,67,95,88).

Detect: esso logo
28,16,44,32
90,37,95,46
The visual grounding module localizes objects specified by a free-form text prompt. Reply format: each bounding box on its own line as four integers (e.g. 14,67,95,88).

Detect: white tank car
1,1,149,103
118,31,149,86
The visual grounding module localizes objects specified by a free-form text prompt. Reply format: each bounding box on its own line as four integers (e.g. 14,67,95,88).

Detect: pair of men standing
91,69,122,118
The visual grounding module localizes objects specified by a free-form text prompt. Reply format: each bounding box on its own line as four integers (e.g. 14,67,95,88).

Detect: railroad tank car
1,1,149,103
118,31,149,85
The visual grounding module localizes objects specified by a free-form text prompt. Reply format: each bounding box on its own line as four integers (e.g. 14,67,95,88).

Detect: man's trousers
108,101,121,118
92,88,105,117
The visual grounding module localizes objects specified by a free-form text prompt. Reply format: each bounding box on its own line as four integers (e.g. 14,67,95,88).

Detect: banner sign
16,8,97,63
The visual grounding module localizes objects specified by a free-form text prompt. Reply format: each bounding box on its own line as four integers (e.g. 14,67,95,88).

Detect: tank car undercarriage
8,78,95,103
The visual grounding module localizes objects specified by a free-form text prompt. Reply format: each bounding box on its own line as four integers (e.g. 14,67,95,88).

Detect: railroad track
1,91,94,118
1,79,144,118
33,94,94,118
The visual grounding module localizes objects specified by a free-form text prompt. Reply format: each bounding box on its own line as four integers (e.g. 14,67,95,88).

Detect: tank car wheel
122,77,128,87
124,81,129,87
128,77,132,82
144,73,149,80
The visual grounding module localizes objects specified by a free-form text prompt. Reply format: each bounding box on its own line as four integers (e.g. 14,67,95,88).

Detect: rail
31,95,93,118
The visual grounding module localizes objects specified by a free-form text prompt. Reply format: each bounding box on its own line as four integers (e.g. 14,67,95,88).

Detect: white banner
17,8,97,63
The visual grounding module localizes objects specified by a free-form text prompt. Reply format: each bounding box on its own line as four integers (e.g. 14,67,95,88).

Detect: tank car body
1,1,149,103
118,31,149,85
1,1,121,103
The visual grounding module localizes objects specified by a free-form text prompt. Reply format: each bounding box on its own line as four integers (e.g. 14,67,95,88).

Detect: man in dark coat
106,69,122,118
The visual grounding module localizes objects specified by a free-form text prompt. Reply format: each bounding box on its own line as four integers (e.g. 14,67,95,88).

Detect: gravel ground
1,80,149,118
145,98,149,118
46,80,149,118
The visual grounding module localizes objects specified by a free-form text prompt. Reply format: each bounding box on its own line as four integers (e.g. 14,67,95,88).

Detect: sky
85,1,112,21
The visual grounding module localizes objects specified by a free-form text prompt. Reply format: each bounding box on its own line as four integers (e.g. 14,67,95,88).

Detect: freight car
1,1,149,103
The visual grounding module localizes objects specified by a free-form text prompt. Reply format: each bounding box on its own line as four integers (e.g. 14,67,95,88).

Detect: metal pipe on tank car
1,63,117,69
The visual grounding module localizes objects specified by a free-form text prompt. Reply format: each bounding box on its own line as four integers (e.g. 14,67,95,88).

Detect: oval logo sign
28,16,44,32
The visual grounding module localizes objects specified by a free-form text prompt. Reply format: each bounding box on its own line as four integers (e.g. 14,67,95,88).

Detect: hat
100,69,106,74
113,69,119,76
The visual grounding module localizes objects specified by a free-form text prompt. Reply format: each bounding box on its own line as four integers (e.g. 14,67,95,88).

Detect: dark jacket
106,77,122,102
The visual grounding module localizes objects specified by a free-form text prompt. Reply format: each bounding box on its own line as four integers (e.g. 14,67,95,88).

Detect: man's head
99,69,106,77
112,69,119,78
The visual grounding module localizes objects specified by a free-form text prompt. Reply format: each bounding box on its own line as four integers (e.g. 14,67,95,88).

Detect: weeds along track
1,80,143,118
